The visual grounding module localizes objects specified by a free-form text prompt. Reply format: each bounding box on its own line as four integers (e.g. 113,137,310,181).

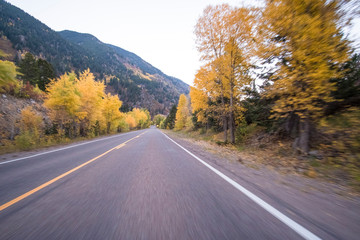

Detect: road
0,127,359,239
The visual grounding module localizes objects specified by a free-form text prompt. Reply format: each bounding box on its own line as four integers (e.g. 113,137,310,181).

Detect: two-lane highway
0,128,356,239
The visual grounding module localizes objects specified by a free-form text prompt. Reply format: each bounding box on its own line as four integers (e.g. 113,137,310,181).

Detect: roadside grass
0,130,131,156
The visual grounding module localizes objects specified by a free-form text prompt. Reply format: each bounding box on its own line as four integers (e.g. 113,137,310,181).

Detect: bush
15,131,35,150
235,122,258,143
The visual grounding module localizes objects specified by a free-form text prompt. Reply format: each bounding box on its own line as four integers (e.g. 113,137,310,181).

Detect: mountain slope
0,0,188,115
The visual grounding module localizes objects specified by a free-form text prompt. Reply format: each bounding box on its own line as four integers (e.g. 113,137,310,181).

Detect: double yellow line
0,132,145,212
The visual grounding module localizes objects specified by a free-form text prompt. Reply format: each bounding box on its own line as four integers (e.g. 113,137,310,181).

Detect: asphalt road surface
0,127,359,239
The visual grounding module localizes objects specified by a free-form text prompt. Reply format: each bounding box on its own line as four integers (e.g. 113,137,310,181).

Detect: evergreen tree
37,58,55,91
164,105,177,129
18,53,38,86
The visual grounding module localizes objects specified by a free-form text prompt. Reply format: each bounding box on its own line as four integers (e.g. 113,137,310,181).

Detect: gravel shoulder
163,130,360,240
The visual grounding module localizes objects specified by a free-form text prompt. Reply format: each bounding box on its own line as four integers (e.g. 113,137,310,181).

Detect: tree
18,53,38,86
37,58,55,91
164,105,177,129
153,114,166,126
102,93,123,134
194,4,255,143
44,72,81,137
77,69,106,136
174,94,190,130
0,52,18,90
260,0,352,153
18,53,55,91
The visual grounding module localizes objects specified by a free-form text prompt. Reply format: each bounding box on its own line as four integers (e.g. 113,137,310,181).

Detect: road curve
0,127,358,239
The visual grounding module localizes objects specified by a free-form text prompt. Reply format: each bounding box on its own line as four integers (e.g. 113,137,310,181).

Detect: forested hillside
0,0,188,115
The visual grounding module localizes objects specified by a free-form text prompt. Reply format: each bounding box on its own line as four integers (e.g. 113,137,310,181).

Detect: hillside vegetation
0,0,188,115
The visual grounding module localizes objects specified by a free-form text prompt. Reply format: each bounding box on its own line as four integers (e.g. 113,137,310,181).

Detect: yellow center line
0,131,146,212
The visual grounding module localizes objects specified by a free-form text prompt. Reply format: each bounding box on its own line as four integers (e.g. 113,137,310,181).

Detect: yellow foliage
19,106,43,133
129,108,150,129
0,59,18,90
261,0,351,120
102,93,123,133
15,106,43,149
175,94,190,130
77,69,106,127
44,69,126,137
125,114,136,129
193,4,256,137
44,72,80,129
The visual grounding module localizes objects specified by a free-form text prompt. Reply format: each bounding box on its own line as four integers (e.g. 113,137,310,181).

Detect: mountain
0,0,189,115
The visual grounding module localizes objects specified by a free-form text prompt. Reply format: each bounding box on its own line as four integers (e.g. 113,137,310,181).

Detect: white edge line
161,132,321,240
0,131,136,165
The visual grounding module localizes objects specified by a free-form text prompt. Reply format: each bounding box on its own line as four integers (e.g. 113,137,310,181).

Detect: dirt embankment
0,94,49,143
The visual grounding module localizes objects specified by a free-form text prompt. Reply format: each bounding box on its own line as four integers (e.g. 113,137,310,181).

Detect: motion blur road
0,127,359,239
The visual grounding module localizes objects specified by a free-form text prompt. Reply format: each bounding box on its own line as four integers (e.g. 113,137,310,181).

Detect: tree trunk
229,111,235,144
107,122,111,134
223,115,228,143
294,117,310,154
229,84,235,144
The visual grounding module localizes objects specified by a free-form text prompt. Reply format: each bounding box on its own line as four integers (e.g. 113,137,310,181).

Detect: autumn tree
102,93,123,134
195,4,229,140
153,114,166,126
44,72,80,137
194,4,255,143
77,69,106,136
260,0,353,153
125,114,136,129
0,50,17,90
174,94,191,130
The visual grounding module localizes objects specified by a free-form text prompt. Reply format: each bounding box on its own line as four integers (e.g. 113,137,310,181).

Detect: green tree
18,53,38,86
153,114,166,126
164,105,177,129
37,58,55,91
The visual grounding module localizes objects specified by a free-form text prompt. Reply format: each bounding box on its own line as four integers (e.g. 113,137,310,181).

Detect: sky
5,0,360,86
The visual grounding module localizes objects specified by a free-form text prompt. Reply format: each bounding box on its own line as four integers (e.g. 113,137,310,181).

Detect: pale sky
5,0,360,85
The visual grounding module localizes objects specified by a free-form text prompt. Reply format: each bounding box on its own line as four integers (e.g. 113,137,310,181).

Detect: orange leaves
125,108,150,129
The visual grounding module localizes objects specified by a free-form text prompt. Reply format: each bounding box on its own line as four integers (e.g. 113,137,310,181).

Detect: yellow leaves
193,4,255,129
77,69,105,126
125,108,150,129
44,72,80,124
262,0,352,119
19,106,43,133
102,93,123,133
44,69,128,135
125,114,136,129
0,59,18,89
175,94,191,130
